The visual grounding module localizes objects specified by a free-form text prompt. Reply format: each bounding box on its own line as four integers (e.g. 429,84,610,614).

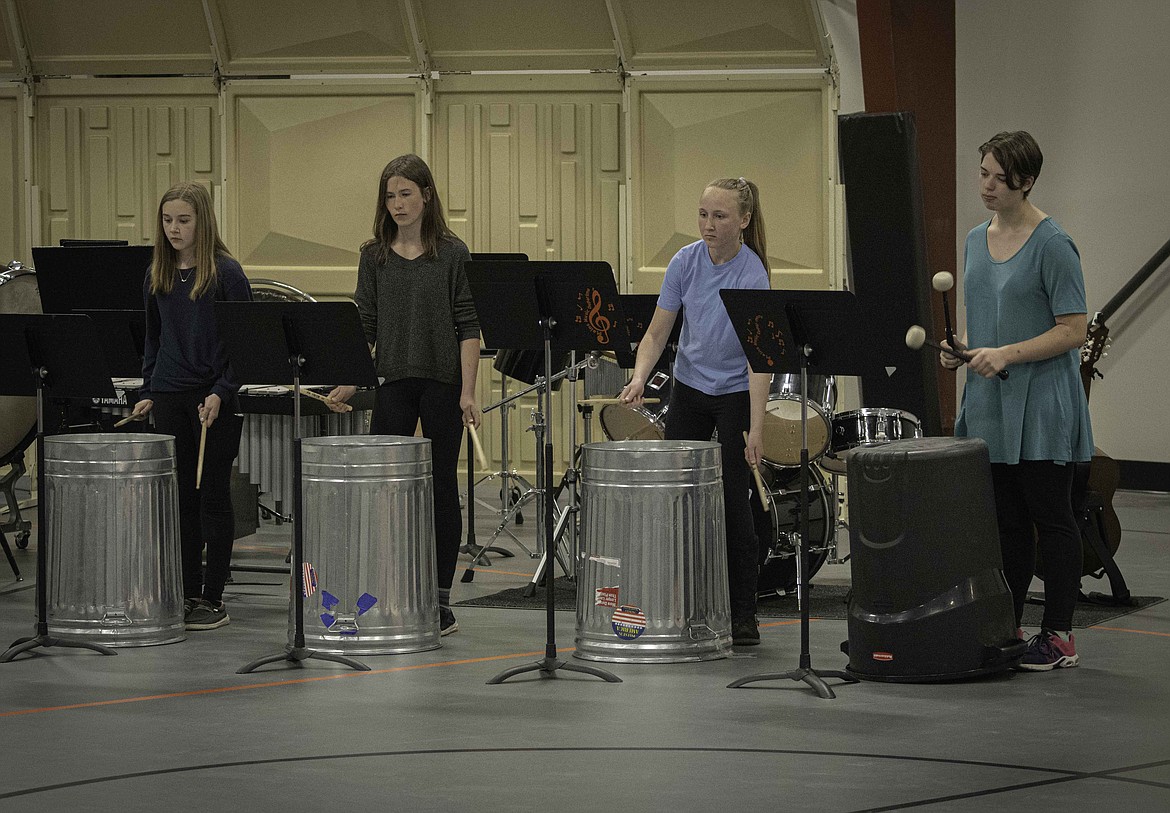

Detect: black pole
2,366,116,662
486,318,620,684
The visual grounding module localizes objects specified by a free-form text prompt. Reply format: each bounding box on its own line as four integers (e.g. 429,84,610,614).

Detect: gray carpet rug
454,577,1165,629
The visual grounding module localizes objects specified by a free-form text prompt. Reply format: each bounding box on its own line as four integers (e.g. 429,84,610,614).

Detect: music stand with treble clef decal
467,260,628,685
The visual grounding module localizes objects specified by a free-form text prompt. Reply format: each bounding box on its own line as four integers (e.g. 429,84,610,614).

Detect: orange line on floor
1091,625,1170,638
0,647,571,718
759,619,810,628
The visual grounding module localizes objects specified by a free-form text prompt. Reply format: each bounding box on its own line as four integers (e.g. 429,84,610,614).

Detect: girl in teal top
943,131,1091,671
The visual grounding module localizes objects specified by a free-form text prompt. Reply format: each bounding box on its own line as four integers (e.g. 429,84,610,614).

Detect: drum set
595,371,923,597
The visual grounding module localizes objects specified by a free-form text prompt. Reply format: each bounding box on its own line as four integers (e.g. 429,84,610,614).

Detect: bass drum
761,374,836,468
752,463,832,596
0,266,40,465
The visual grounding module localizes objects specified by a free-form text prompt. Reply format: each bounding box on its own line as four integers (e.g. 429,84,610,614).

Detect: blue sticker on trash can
611,605,647,640
356,593,377,615
321,590,339,610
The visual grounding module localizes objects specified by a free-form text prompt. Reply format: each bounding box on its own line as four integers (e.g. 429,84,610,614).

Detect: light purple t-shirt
657,240,770,395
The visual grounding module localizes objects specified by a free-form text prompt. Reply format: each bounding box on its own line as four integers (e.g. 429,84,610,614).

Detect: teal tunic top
955,217,1093,465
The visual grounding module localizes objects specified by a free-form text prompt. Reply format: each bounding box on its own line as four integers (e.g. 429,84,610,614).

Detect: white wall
956,0,1170,467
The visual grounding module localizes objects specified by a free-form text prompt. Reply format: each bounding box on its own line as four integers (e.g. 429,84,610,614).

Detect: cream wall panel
35,82,219,247
433,78,624,474
0,92,21,263
628,75,832,294
224,82,421,299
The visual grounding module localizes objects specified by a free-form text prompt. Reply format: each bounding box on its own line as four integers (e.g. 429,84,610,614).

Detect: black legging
371,378,464,591
664,380,758,621
991,460,1083,631
150,389,243,604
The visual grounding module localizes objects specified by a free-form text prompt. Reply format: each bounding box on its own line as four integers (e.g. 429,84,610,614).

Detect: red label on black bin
872,651,894,662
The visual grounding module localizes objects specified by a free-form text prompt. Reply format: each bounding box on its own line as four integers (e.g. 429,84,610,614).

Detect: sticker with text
595,586,619,608
611,605,647,640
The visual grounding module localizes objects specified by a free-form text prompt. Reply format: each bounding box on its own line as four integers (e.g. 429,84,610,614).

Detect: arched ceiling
0,0,830,78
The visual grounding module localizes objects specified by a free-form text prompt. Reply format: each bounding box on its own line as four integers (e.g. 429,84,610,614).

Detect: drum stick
743,431,770,513
905,325,1008,380
113,414,144,428
581,397,661,405
294,386,354,412
467,423,488,471
196,421,207,490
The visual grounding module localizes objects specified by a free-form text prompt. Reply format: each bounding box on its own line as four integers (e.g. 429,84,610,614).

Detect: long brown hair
150,182,231,300
364,153,454,264
706,177,770,273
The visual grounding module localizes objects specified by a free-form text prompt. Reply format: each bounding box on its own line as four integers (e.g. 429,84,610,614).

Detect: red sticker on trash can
612,605,647,640
873,651,894,662
595,586,619,608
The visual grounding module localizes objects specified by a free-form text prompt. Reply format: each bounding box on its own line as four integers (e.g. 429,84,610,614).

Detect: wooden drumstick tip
743,431,770,513
113,414,142,428
196,421,208,490
467,422,488,470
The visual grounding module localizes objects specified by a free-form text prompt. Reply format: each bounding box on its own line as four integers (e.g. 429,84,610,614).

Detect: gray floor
1,478,1168,813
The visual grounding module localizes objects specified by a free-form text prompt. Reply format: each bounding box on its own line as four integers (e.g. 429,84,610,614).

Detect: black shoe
439,606,459,636
185,599,230,630
732,617,760,646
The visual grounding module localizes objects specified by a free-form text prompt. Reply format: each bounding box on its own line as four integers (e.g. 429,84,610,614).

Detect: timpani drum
44,434,185,646
574,440,731,663
295,436,441,655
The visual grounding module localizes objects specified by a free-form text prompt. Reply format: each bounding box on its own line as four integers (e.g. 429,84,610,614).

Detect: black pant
371,378,463,591
991,460,1083,631
151,389,243,604
664,380,758,621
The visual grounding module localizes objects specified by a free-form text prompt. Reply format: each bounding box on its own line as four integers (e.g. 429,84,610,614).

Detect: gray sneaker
439,606,458,636
185,599,230,630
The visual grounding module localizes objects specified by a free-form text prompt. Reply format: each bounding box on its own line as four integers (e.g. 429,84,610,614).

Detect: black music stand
467,261,626,684
77,309,146,379
32,245,151,315
216,302,379,674
617,293,681,370
0,314,119,663
720,289,878,699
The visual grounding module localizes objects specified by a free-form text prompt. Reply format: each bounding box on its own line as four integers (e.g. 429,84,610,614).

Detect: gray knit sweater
354,236,480,386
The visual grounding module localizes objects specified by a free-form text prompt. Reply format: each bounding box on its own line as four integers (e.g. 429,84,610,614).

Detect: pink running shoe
1019,631,1079,671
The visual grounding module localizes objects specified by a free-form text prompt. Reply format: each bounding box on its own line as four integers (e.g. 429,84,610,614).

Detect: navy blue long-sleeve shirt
140,255,252,403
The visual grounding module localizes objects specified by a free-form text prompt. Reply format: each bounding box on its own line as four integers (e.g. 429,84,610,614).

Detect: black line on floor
1,747,1168,802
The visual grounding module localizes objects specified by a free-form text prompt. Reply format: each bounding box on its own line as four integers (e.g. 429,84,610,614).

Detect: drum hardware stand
467,259,624,684
1,314,119,662
217,302,377,674
722,289,871,699
461,353,592,583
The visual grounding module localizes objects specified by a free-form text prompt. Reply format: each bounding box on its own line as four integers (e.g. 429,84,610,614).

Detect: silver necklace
178,267,194,283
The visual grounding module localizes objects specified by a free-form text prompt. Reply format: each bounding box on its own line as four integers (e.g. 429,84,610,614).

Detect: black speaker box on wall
838,112,943,438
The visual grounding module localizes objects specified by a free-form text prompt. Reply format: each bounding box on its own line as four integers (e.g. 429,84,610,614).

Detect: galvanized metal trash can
295,436,440,655
574,440,731,663
45,433,185,646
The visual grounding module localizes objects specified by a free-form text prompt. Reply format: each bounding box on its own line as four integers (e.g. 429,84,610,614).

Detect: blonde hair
705,177,769,273
150,182,231,300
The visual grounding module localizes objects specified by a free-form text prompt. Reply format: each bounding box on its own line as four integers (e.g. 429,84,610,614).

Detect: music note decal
577,287,613,345
742,314,786,368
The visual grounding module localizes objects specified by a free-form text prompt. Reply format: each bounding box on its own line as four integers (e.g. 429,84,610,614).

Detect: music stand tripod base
237,645,371,674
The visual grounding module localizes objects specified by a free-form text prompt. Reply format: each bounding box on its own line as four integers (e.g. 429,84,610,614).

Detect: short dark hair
979,131,1043,197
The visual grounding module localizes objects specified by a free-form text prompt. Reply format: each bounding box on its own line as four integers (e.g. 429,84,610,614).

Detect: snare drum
598,370,671,442
823,408,923,474
761,374,836,467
